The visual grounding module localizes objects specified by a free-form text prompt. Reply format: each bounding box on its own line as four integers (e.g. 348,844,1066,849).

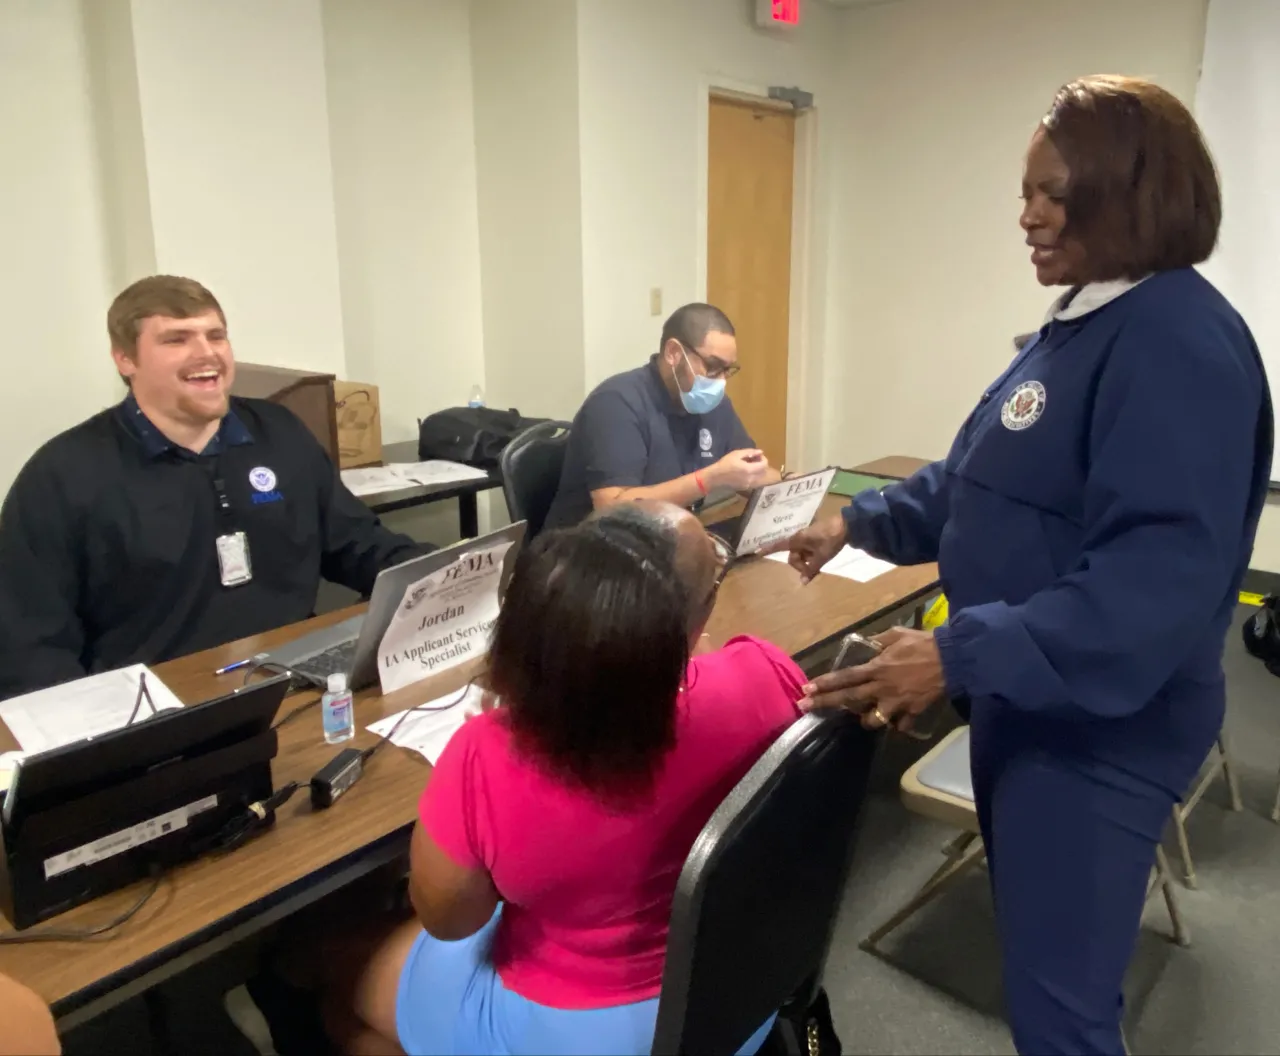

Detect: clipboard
707,467,839,558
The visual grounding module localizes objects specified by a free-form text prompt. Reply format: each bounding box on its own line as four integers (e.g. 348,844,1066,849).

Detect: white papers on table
0,665,184,754
340,461,489,497
766,545,896,583
366,683,484,765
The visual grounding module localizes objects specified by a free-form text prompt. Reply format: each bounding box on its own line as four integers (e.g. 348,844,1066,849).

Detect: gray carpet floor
824,604,1280,1055
63,605,1280,1055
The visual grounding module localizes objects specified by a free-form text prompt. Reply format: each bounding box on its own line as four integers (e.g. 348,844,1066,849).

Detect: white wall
575,0,847,395
470,0,587,420
0,0,121,490
129,0,348,377
825,0,1209,470
322,0,487,442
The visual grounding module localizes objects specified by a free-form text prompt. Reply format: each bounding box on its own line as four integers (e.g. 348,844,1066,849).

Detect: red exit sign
772,0,800,24
756,0,800,29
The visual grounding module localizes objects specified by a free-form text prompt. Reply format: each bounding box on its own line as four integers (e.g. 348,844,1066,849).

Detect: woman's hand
799,627,946,731
760,514,846,583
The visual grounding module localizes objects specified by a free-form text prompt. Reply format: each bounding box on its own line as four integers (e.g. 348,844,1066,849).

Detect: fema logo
248,467,277,492
1001,381,1046,431
698,428,712,452
759,491,777,511
404,582,432,611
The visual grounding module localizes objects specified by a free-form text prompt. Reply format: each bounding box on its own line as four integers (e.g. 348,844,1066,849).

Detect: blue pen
214,652,267,676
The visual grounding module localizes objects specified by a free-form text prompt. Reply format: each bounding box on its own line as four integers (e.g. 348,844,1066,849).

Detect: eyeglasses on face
682,342,741,381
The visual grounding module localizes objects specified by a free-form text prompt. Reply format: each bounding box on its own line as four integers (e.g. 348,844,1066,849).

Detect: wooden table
850,455,930,481
360,440,504,538
0,469,937,1023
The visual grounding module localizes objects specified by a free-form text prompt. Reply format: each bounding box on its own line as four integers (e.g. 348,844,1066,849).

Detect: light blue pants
395,910,776,1055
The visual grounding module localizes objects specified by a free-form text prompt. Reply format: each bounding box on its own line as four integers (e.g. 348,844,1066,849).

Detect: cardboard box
334,380,383,469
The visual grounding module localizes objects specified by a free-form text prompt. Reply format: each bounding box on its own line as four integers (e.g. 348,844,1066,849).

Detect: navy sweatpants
970,728,1178,1056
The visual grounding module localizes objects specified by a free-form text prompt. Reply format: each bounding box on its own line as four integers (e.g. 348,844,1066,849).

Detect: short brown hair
1043,75,1221,281
107,275,225,355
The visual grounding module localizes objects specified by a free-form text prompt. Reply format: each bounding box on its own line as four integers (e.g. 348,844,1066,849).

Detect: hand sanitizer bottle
468,385,485,408
322,673,355,744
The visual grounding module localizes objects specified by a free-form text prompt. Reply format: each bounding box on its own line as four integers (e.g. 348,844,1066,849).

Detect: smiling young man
0,275,429,700
543,303,779,529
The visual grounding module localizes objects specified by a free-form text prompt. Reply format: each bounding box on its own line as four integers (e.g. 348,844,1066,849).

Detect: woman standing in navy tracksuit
772,76,1273,1054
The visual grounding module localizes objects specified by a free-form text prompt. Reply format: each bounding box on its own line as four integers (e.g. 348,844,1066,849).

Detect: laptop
261,522,527,690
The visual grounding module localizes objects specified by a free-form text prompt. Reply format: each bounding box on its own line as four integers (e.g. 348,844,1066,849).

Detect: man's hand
798,627,946,731
759,514,846,583
709,449,771,491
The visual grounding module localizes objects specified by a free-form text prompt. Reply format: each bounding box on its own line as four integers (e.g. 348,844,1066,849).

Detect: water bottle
468,384,485,408
321,673,355,744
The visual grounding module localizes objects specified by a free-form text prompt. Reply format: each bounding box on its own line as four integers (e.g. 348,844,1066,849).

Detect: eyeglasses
702,533,734,611
683,343,741,381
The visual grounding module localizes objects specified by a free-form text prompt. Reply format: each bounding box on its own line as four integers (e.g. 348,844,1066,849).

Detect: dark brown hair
485,510,690,798
107,275,225,355
1044,75,1220,280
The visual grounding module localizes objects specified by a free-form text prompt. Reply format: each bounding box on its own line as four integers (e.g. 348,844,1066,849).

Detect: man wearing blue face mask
544,303,778,529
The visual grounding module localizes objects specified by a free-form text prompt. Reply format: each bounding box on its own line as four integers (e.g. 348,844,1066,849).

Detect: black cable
125,671,158,727
0,873,163,945
361,683,474,764
0,784,302,944
189,782,301,858
242,662,321,731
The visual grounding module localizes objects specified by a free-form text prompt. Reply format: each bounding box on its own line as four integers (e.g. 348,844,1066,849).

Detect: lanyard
210,458,235,532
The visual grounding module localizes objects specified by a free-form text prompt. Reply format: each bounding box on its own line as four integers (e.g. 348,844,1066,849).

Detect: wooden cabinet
231,363,338,462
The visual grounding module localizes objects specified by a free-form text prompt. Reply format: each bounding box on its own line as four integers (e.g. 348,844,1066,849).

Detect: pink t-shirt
420,635,803,1010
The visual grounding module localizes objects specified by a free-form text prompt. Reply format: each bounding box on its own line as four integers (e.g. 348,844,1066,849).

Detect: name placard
734,467,838,556
377,540,514,695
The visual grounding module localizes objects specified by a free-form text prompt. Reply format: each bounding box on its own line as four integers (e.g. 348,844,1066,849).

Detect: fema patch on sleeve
699,428,713,454
1001,382,1046,431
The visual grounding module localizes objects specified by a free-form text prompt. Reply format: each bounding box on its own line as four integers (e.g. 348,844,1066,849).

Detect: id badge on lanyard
212,466,252,587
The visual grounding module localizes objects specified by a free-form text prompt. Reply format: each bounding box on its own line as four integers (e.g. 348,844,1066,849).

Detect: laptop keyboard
291,639,358,684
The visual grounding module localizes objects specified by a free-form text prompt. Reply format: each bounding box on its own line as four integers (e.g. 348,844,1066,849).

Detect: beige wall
130,0,348,377
576,0,846,424
825,0,1280,571
825,0,1208,465
0,0,121,490
323,0,487,443
469,0,586,421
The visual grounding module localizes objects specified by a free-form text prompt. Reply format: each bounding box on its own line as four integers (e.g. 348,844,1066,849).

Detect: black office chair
499,420,571,538
652,710,879,1056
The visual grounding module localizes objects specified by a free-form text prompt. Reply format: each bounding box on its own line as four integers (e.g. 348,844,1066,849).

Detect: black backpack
1243,595,1280,675
417,407,546,469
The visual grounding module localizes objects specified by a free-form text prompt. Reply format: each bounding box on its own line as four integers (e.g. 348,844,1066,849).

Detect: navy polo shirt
120,391,256,457
544,356,754,528
0,395,425,700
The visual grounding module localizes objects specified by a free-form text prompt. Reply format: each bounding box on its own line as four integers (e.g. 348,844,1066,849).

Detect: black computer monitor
1,674,290,928
3,674,289,819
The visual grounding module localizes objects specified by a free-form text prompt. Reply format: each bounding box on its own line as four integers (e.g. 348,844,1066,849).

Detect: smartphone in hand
831,632,882,671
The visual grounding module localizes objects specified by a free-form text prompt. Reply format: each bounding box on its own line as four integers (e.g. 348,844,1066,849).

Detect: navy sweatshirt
844,269,1273,795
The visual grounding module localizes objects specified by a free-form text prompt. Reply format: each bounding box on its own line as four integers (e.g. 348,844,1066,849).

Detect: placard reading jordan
734,467,838,556
377,541,513,695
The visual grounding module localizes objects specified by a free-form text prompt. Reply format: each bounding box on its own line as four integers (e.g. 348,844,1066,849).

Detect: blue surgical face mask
676,348,726,415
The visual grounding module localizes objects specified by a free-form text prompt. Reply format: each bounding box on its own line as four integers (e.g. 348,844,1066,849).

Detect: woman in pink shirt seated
328,503,803,1055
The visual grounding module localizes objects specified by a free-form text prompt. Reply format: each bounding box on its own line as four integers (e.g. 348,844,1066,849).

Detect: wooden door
706,95,795,467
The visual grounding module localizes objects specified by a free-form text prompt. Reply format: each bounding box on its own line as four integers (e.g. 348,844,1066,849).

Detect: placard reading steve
734,467,838,555
377,540,513,694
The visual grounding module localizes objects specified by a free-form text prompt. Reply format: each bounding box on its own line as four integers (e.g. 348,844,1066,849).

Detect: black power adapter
310,748,366,808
